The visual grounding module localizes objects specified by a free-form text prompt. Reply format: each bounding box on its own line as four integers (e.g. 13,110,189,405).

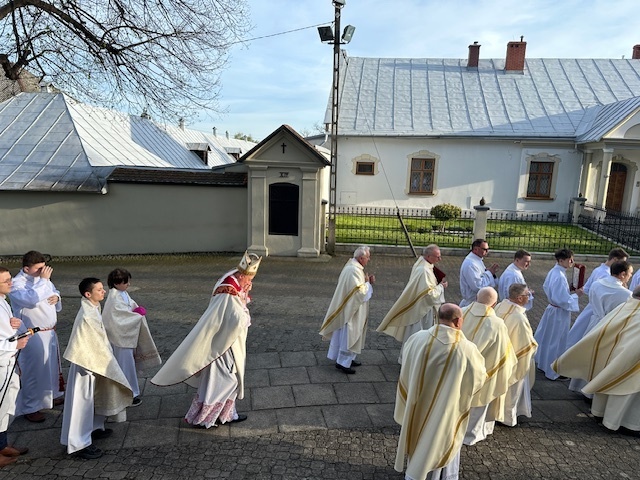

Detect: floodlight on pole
342,25,356,43
317,26,334,43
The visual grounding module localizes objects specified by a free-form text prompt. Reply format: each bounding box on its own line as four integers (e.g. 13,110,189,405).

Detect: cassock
494,300,538,426
9,270,63,415
151,271,250,427
377,256,444,348
394,325,486,480
461,302,517,445
102,288,161,398
320,258,371,368
566,263,610,352
0,296,19,440
553,296,640,432
61,298,132,454
498,263,533,310
534,264,579,380
459,252,496,307
568,276,631,395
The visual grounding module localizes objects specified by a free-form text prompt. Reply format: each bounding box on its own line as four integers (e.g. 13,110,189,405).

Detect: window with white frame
524,153,560,200
409,158,435,194
351,154,379,176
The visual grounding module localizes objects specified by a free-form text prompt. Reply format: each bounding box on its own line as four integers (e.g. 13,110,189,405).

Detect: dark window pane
269,183,299,235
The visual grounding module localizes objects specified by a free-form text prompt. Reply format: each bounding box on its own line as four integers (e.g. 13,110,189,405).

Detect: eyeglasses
481,248,489,252
0,279,11,285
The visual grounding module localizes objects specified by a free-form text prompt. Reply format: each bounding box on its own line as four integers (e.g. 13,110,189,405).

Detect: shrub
430,204,462,232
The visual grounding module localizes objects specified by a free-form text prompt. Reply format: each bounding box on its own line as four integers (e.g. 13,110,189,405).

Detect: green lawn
335,214,628,254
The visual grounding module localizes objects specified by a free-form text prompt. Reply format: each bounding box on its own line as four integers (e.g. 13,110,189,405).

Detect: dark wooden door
606,163,627,211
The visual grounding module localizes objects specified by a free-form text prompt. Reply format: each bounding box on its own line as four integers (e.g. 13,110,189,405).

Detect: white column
297,168,321,257
473,205,490,241
247,166,269,256
579,149,593,198
596,148,614,208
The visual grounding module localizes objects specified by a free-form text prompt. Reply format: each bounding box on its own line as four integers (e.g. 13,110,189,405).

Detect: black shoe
78,444,103,459
556,376,569,381
91,428,113,440
230,414,248,423
350,360,362,367
131,397,142,407
335,363,356,374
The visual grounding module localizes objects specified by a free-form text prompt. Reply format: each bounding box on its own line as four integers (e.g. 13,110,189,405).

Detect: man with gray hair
377,244,447,362
320,246,375,374
494,283,538,426
461,286,517,445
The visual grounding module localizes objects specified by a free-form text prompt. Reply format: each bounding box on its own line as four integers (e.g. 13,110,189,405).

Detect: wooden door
606,163,627,211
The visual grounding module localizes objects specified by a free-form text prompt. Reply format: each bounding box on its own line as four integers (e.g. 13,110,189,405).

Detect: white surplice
498,263,533,310
9,270,64,415
630,270,640,291
0,296,19,433
459,252,496,307
534,264,579,380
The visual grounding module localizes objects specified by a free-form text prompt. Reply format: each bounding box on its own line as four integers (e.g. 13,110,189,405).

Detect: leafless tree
0,0,251,119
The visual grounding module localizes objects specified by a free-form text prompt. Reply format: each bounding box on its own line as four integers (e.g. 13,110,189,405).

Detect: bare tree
0,0,251,119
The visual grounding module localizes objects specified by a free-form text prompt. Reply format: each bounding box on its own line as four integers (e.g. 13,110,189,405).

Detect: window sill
408,191,436,196
523,196,555,201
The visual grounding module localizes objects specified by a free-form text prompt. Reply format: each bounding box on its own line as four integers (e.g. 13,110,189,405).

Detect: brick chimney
505,36,527,73
633,45,640,59
467,41,481,69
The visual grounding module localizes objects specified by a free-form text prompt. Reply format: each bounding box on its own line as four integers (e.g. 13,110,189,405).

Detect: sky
190,0,640,141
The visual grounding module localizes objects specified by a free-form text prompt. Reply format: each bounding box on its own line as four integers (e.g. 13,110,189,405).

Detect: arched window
269,183,299,235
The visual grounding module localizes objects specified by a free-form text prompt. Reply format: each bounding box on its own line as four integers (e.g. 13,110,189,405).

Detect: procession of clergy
2,245,640,479
321,242,640,480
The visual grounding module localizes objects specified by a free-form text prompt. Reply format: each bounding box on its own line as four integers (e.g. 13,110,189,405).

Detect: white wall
335,136,582,212
0,183,247,256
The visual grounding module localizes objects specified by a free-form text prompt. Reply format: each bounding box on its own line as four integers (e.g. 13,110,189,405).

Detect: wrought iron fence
334,205,636,254
577,204,640,253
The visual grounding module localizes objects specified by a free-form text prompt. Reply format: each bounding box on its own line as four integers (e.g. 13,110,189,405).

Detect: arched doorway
606,162,627,211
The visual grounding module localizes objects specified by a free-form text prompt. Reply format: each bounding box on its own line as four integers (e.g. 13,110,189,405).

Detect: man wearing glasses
459,239,499,307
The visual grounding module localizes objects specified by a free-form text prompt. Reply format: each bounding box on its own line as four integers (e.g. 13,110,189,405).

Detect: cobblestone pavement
1,252,639,479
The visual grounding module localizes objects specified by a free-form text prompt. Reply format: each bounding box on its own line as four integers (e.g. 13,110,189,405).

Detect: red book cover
434,266,446,283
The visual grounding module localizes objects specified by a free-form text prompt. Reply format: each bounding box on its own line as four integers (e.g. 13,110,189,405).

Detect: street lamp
317,1,355,255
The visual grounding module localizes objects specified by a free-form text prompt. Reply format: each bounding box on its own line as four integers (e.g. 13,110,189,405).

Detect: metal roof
575,97,640,143
331,56,640,138
0,93,255,191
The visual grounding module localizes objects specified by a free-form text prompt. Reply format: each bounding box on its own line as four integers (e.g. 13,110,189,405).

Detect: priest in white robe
553,288,640,433
630,269,640,291
394,303,486,480
0,266,29,467
498,249,534,310
459,239,499,307
61,278,133,459
320,246,374,375
566,248,628,353
494,283,538,426
534,249,583,380
9,251,64,423
152,252,261,428
102,268,161,405
377,244,446,363
461,287,517,445
568,261,633,396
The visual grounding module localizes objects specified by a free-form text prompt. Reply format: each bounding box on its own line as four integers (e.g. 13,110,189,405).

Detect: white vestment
320,259,371,368
152,272,250,427
553,297,640,431
459,252,497,307
498,263,533,310
494,300,538,426
630,270,640,291
566,264,611,352
394,325,486,480
102,288,161,398
0,296,19,433
534,264,579,380
569,276,631,394
377,257,444,363
9,270,63,414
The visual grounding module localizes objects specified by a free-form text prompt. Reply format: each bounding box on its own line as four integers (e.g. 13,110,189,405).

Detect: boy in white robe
102,268,161,406
498,249,534,310
61,278,133,459
0,266,29,467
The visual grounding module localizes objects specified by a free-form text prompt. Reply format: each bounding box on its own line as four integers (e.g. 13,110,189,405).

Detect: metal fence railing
578,204,640,253
334,205,637,254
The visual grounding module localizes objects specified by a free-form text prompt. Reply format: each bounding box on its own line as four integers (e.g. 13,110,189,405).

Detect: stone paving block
372,382,397,403
159,393,194,418
307,365,350,384
10,408,62,433
245,368,271,388
279,351,318,368
236,389,251,413
123,418,181,448
532,378,581,401
314,351,334,366
246,352,281,370
142,381,189,397
531,400,592,423
125,394,161,421
382,349,402,363
9,423,66,459
269,367,310,386
334,383,379,404
345,366,386,383
178,421,230,444
366,404,396,427
91,422,129,451
229,410,278,437
251,386,295,410
357,349,388,365
276,406,327,432
292,383,338,407
322,404,373,429
379,363,401,382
